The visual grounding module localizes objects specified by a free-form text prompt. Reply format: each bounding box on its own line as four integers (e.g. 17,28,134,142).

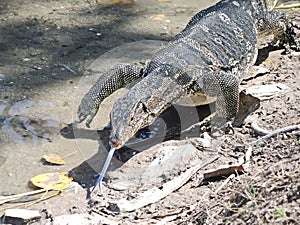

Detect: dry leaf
30,172,73,190
203,164,244,180
244,83,291,100
4,209,41,221
116,156,217,212
42,154,66,165
233,91,260,127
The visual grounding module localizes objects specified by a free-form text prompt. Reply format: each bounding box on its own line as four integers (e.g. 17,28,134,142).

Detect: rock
0,73,7,81
3,209,41,224
47,214,104,225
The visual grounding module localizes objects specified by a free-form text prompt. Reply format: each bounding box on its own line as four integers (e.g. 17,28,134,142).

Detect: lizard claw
74,114,86,124
76,108,97,128
84,114,94,128
211,120,235,137
74,114,92,128
224,121,234,134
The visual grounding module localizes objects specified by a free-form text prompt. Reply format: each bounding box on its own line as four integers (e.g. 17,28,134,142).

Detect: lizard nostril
109,136,120,148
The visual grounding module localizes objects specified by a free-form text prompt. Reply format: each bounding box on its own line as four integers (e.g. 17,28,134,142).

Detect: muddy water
0,0,219,195
0,40,211,195
0,91,83,195
0,41,170,194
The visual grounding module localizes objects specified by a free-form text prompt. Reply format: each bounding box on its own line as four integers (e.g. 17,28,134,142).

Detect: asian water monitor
77,0,299,149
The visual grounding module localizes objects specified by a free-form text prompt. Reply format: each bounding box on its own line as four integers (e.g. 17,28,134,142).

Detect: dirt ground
0,0,300,224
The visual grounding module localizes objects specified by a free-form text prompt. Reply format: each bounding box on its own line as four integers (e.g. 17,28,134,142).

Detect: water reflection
0,99,64,194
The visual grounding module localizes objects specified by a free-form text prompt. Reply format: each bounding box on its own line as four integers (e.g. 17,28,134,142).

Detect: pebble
33,66,42,70
0,74,7,81
23,58,31,62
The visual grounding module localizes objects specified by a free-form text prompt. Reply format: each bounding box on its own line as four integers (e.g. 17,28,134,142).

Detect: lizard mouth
109,136,121,149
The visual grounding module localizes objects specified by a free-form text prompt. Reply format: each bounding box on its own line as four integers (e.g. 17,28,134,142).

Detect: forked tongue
92,146,116,193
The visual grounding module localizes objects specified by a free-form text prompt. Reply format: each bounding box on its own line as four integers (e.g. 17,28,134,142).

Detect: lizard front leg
77,64,145,127
200,71,240,130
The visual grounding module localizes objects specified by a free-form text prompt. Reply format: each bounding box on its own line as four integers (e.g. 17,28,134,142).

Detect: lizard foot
281,21,300,54
211,121,234,137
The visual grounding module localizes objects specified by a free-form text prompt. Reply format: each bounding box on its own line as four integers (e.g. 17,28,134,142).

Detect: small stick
251,120,271,136
203,174,236,199
275,3,300,9
249,124,300,146
1,190,60,211
214,174,235,195
117,156,218,212
61,64,77,75
0,189,47,205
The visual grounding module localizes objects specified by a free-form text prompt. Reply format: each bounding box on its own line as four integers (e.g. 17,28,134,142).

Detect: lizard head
108,71,184,149
108,95,159,149
108,65,190,149
110,86,164,149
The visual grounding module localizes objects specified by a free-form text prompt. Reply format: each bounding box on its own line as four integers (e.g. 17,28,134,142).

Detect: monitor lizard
76,0,299,149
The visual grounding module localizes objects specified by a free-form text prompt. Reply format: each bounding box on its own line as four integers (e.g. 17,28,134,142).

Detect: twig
275,3,300,9
116,156,218,212
86,0,92,7
214,174,235,195
24,191,60,208
0,190,60,211
155,215,178,225
249,124,300,146
61,64,77,75
0,189,47,205
203,174,236,199
251,120,271,136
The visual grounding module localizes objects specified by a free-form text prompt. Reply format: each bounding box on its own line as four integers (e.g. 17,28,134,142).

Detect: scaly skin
77,0,299,149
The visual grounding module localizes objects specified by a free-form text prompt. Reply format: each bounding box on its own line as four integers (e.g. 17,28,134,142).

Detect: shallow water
0,41,167,194
0,0,220,195
0,98,78,194
0,41,212,195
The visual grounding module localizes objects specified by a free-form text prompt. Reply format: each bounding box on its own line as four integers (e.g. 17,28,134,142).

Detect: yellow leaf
29,172,73,190
42,154,66,165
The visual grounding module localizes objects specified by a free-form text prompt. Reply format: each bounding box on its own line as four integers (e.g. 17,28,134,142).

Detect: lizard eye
128,101,146,123
128,112,135,123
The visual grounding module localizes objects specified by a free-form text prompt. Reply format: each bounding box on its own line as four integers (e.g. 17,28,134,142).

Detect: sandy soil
0,0,299,224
